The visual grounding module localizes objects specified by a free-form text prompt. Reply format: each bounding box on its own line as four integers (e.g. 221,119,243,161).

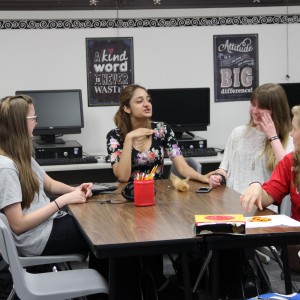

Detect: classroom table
68,179,300,300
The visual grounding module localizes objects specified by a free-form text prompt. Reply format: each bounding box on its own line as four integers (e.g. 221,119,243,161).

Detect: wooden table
68,179,300,300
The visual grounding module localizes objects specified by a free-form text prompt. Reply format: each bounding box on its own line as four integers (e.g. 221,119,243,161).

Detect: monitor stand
175,131,195,140
34,135,66,145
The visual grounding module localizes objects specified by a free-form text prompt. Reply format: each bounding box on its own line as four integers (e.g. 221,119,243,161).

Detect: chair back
0,213,30,298
0,213,109,300
279,195,292,216
169,157,202,179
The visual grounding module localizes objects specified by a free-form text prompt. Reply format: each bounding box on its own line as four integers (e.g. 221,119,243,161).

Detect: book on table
195,214,246,235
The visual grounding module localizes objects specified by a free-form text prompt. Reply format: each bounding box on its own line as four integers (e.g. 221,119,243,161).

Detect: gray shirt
0,155,63,256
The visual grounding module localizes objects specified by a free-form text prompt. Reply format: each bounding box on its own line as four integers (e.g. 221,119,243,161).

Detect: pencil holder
133,179,155,206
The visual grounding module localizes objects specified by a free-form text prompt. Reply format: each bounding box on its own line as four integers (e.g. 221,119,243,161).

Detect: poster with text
213,34,258,102
86,37,134,106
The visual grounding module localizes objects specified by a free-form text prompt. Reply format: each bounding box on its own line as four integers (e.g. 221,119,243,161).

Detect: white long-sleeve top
220,125,294,195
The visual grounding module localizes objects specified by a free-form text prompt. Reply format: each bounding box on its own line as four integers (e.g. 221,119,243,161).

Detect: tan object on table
170,172,190,192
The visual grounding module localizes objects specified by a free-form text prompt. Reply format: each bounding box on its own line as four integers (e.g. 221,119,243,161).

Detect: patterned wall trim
0,15,299,30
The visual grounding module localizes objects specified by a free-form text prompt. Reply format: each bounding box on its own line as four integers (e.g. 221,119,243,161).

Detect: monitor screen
148,88,210,139
15,89,84,144
279,83,300,115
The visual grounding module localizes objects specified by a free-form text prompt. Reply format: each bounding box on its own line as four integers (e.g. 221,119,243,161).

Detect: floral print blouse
106,122,182,180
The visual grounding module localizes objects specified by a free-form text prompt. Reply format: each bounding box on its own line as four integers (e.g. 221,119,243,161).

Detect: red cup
133,179,155,206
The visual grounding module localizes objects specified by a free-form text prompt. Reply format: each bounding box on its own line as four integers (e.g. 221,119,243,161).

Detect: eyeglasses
26,115,38,122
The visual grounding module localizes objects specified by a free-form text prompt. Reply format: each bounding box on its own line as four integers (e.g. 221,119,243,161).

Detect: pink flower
111,150,121,162
148,152,156,159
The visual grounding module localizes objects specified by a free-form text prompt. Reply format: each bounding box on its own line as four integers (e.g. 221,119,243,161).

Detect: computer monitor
279,83,300,116
15,89,84,144
148,87,210,139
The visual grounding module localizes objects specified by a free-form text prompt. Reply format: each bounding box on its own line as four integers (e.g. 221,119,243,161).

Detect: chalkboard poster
86,37,134,106
213,34,258,102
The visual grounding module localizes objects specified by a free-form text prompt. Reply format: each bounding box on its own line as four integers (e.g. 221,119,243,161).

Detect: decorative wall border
0,15,299,30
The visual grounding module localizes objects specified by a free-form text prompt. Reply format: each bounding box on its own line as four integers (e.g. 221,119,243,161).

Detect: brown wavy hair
0,95,39,209
292,106,300,191
114,84,151,140
249,83,291,171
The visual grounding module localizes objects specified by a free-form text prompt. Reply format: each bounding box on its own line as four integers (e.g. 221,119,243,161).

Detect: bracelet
269,136,279,142
213,173,226,186
54,200,61,211
249,181,261,186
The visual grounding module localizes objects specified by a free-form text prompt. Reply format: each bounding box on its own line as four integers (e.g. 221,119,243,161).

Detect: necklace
133,136,147,149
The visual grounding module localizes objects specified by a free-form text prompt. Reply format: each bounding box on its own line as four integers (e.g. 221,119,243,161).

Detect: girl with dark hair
106,84,213,300
107,84,212,182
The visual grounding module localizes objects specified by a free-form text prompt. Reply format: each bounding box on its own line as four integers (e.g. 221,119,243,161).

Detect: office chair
0,213,109,300
169,157,202,179
5,252,88,300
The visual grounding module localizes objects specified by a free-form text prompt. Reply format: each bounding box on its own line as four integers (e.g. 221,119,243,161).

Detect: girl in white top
209,83,294,196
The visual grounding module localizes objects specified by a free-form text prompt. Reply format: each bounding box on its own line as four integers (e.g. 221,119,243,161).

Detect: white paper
245,214,300,228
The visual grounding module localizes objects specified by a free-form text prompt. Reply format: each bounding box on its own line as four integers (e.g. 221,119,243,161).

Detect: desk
42,154,223,184
68,179,300,300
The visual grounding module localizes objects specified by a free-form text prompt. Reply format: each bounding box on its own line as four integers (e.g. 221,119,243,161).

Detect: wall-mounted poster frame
213,34,258,102
86,37,134,106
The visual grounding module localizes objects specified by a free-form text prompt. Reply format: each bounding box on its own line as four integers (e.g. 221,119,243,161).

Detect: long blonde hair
292,106,300,191
114,84,151,140
249,83,291,171
0,95,39,209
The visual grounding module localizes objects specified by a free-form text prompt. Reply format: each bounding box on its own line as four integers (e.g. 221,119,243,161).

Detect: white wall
0,6,300,154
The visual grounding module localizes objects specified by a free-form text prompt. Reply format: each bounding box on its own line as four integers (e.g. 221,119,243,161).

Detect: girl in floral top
106,84,212,182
